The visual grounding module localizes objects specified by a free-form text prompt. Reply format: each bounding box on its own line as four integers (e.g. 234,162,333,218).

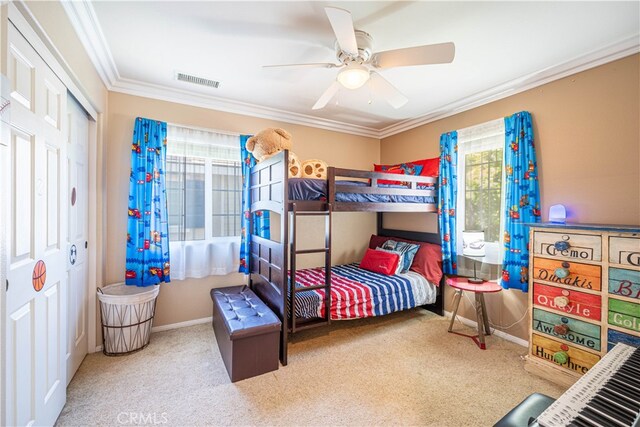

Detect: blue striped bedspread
291,263,437,320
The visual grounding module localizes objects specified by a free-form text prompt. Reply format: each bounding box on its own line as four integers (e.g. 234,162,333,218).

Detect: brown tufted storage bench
210,285,281,382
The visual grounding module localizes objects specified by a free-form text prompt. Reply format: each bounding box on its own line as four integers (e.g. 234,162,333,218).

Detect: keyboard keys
539,345,640,427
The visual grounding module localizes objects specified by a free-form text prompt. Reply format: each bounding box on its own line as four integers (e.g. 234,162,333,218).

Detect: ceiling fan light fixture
337,63,370,89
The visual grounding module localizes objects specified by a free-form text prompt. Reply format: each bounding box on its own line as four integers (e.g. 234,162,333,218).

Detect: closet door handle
5,279,8,292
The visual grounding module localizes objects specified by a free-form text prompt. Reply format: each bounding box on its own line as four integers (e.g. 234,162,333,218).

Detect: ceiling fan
263,7,455,110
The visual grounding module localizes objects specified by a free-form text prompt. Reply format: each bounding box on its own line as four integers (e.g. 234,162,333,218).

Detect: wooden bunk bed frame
248,150,444,365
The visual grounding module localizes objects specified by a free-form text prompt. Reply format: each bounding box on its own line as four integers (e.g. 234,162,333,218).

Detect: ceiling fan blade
312,81,341,110
325,7,358,56
262,62,340,69
372,42,455,69
370,72,408,109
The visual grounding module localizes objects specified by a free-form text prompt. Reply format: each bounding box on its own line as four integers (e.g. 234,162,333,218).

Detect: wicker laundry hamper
97,283,160,356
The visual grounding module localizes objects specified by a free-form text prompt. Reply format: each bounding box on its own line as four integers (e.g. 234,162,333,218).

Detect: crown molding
61,0,119,87
110,77,382,138
378,35,640,139
64,0,639,140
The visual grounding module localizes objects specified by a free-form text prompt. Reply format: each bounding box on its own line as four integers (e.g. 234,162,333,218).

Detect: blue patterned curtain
502,111,541,291
239,135,270,274
438,131,458,275
125,117,170,286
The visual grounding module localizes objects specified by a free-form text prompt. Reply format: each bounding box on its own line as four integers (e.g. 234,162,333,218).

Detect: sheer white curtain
167,125,239,160
456,118,506,276
166,124,241,280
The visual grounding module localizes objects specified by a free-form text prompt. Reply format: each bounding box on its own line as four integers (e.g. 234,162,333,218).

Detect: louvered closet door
4,23,68,427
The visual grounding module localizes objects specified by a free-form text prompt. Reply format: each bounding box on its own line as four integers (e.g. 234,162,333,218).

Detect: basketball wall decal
32,260,46,292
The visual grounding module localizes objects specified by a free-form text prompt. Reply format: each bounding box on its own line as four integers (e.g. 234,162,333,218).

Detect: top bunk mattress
288,178,436,204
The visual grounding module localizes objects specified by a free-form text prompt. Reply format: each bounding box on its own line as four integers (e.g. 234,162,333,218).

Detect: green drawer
608,298,640,333
532,308,601,351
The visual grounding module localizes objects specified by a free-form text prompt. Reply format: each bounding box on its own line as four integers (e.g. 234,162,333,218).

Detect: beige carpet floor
56,310,564,427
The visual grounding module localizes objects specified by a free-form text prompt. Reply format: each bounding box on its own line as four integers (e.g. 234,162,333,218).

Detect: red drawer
532,282,601,321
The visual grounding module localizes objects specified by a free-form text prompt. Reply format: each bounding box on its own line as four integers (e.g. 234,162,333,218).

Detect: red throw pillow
359,248,400,276
412,157,440,177
373,157,440,186
368,234,443,285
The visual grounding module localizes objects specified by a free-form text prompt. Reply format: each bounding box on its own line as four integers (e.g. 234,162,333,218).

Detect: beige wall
381,54,640,341
106,92,380,327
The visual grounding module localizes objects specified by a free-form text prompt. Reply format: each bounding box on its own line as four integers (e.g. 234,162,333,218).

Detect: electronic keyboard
537,343,640,427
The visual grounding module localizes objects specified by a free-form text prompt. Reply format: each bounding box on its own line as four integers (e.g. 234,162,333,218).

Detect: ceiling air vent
175,72,220,89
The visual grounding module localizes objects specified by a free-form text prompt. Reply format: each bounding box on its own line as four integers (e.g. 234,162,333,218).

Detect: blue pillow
380,240,420,273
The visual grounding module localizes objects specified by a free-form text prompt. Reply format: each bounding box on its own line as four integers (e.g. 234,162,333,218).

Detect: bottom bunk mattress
291,263,437,320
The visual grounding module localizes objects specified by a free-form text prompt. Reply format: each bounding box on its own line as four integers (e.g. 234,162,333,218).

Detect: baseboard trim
91,318,212,353
151,316,212,333
444,310,529,348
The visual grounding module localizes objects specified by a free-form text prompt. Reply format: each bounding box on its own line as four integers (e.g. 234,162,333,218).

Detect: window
456,119,506,264
211,161,242,237
464,148,503,242
166,125,241,242
166,156,205,241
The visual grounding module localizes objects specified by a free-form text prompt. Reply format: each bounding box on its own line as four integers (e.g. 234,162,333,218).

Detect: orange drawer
532,257,601,291
532,282,601,321
531,333,600,375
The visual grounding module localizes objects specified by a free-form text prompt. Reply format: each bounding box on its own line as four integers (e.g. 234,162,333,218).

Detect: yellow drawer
531,333,600,375
609,236,640,269
532,257,601,292
533,231,602,262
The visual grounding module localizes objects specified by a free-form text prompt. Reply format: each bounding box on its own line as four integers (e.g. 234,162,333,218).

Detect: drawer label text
610,280,640,299
609,312,640,332
617,251,640,267
535,269,594,289
535,294,594,318
532,344,591,374
533,320,599,349
541,243,594,261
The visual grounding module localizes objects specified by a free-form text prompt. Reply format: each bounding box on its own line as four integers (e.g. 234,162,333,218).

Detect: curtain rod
167,122,241,137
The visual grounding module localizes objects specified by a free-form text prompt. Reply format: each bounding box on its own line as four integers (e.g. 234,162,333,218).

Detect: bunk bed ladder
289,202,332,333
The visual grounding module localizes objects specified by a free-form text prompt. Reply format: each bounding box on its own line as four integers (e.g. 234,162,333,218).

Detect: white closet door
66,95,89,385
4,23,68,427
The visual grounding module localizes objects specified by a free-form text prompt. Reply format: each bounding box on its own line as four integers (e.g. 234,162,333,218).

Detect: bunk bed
248,150,444,365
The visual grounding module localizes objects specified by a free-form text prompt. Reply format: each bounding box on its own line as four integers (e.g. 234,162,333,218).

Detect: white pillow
375,247,404,275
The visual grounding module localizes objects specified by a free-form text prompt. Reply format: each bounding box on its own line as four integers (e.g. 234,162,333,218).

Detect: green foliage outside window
465,149,503,243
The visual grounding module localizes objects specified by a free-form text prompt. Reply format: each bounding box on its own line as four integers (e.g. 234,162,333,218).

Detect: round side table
446,277,502,350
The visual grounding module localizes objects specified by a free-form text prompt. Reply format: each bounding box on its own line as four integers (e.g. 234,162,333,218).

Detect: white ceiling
68,1,639,137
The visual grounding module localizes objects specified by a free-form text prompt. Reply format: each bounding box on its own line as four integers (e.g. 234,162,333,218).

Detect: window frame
165,124,242,243
455,119,506,266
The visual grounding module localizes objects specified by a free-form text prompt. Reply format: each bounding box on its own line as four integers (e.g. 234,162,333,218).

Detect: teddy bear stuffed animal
245,127,328,179
245,128,292,163
301,159,328,180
